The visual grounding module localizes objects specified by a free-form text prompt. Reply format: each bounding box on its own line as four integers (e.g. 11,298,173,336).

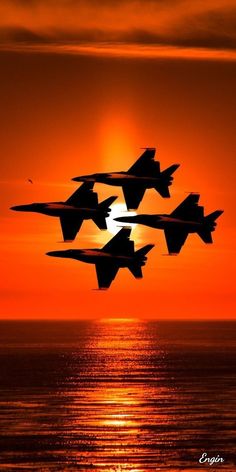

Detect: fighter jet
10,183,117,242
115,194,223,255
72,148,179,210
46,228,154,289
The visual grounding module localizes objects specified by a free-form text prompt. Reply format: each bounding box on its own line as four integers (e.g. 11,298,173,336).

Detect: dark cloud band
0,0,236,58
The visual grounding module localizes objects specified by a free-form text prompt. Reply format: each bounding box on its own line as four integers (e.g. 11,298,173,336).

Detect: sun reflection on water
1,321,234,470
68,319,169,470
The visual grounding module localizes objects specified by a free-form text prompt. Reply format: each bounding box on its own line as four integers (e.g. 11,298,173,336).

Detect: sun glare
106,203,136,235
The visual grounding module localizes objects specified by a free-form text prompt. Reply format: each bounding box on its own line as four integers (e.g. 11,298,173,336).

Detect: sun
106,203,137,235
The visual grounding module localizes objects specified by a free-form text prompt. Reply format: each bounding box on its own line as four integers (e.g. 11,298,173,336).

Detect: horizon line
0,318,235,322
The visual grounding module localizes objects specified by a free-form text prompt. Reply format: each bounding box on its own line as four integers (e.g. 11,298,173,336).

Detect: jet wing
60,216,83,241
127,149,160,176
171,194,202,221
102,228,134,255
122,185,146,210
164,228,189,254
95,262,119,289
66,182,98,208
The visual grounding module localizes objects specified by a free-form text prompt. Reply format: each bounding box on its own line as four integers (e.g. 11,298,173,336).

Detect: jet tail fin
93,215,107,230
197,210,223,244
93,196,117,230
161,164,180,177
155,164,179,198
98,196,117,210
128,263,143,279
154,184,170,198
197,229,213,244
135,244,155,259
129,244,154,278
205,210,224,222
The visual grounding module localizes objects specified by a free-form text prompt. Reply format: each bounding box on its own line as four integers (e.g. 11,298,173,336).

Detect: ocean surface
0,320,235,472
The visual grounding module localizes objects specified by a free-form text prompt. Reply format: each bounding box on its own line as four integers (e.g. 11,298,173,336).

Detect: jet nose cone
114,216,127,222
115,216,137,223
10,205,29,211
71,176,83,182
46,251,67,258
72,175,95,182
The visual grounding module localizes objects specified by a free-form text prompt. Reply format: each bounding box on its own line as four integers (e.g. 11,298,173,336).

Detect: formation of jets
11,148,223,289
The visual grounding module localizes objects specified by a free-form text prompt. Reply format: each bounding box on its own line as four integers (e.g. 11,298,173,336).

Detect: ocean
0,320,235,471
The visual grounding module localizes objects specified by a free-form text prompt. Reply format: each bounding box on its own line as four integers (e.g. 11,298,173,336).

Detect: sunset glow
0,4,235,472
0,0,235,319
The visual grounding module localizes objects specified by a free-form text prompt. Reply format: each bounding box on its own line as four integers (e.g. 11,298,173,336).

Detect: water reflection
69,319,169,470
0,320,235,470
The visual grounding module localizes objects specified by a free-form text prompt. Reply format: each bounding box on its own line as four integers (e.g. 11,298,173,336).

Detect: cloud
0,0,236,59
0,26,45,43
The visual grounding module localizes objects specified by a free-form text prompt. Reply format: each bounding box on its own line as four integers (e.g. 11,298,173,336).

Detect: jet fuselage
47,249,144,267
116,214,216,234
11,202,109,219
73,172,173,189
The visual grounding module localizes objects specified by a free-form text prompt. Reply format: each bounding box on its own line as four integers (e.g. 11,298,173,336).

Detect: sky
0,0,235,319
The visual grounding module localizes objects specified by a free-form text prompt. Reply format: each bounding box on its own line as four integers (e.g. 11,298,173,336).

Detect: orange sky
0,1,235,319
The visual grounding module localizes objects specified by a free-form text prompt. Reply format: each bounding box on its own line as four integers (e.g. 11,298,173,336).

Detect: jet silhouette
11,183,117,242
46,228,154,289
72,148,179,210
115,194,223,255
